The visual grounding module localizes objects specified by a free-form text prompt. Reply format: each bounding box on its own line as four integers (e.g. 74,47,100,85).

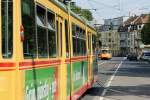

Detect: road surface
80,57,150,100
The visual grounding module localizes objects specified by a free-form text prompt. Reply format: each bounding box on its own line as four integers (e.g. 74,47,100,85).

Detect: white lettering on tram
25,81,57,100
74,71,81,81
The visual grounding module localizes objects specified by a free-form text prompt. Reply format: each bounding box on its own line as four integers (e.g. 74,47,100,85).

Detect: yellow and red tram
0,0,97,100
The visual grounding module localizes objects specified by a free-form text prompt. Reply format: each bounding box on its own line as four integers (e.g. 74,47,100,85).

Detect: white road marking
123,57,126,60
99,61,123,100
98,61,107,66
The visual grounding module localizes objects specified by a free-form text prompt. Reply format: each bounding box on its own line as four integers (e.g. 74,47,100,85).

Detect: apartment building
98,19,121,56
123,14,149,54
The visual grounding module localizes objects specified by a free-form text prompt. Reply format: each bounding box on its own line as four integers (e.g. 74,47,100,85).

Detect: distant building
98,17,124,56
100,30,120,56
118,26,130,56
123,14,149,55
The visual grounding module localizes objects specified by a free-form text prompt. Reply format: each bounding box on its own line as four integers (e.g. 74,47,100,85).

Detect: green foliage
58,0,93,21
141,15,150,45
81,9,93,21
71,3,93,21
71,4,82,14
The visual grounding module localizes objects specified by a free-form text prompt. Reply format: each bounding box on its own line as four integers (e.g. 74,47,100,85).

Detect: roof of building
124,14,149,25
134,14,149,24
124,16,138,25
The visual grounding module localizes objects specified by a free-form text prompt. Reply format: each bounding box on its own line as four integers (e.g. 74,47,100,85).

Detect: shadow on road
79,86,103,98
80,84,150,99
101,61,150,78
105,84,150,97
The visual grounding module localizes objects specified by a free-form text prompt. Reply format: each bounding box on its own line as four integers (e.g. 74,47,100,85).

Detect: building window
109,39,111,42
2,0,13,58
109,33,111,36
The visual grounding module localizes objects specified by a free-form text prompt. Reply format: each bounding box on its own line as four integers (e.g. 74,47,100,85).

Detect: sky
73,0,150,24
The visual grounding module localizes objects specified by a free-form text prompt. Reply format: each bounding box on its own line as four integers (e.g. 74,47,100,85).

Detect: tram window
88,34,91,55
60,22,62,56
47,11,55,31
47,11,56,57
72,24,77,56
83,40,86,55
37,26,48,58
81,39,86,55
65,20,69,57
76,26,79,37
22,0,37,58
36,5,48,58
56,20,59,56
36,5,46,27
72,24,86,56
77,39,81,55
92,35,96,54
72,24,76,36
73,37,77,56
2,0,13,58
81,31,86,55
48,30,56,57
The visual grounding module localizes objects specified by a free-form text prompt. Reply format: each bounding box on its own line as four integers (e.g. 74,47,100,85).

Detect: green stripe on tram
25,67,56,100
73,60,88,91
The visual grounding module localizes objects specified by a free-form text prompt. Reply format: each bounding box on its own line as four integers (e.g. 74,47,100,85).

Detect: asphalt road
80,57,150,100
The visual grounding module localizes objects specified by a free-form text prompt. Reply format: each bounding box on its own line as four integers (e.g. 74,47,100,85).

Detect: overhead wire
86,0,104,23
87,0,123,20
89,0,121,11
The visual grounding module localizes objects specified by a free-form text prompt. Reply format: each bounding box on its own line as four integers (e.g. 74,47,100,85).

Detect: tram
0,0,97,100
99,47,112,60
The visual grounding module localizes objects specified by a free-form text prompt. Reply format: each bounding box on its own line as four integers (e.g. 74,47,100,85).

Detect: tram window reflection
22,0,37,58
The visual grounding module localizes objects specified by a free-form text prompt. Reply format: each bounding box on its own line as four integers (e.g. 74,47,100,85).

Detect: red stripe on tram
0,62,16,67
19,60,61,70
0,62,16,71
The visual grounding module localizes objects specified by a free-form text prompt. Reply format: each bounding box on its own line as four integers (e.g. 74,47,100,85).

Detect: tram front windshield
102,50,108,54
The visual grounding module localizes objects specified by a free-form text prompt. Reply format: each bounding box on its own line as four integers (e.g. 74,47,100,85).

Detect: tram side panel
71,58,88,99
0,71,17,100
93,56,98,82
22,65,59,100
67,63,71,99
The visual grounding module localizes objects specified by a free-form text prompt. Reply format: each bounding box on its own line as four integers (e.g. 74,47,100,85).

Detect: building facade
98,17,122,56
118,26,130,56
123,14,149,55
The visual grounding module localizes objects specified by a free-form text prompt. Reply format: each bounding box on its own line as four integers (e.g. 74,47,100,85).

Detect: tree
58,0,93,21
81,9,93,21
70,3,93,21
141,15,150,45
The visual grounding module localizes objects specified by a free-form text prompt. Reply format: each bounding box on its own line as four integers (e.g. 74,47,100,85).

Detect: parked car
140,52,150,61
127,53,138,61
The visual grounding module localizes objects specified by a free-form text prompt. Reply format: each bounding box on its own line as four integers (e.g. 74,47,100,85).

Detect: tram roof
52,0,96,32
